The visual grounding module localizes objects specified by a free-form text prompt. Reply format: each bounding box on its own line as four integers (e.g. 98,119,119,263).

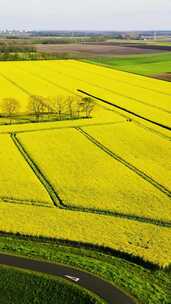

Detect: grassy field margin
0,235,170,304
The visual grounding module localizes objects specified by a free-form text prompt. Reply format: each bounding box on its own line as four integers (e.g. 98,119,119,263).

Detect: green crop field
87,52,171,76
106,39,171,47
0,265,103,304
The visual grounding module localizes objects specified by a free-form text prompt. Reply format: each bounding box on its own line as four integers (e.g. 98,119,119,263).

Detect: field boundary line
0,120,127,135
10,133,64,209
0,196,50,205
78,90,171,131
0,108,170,141
9,133,171,228
1,194,170,227
61,204,171,227
0,197,52,208
76,127,171,198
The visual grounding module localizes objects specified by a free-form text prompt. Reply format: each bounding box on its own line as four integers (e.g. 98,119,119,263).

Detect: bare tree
27,95,46,121
79,97,95,118
52,96,66,120
44,97,54,120
1,98,20,124
65,96,84,119
66,96,75,118
74,96,82,118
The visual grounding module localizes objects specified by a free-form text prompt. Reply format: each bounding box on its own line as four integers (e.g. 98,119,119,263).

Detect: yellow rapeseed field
17,129,171,222
0,73,28,112
0,202,170,268
22,59,171,126
68,60,171,95
0,134,51,205
0,60,170,269
0,60,170,128
38,59,171,111
83,123,171,190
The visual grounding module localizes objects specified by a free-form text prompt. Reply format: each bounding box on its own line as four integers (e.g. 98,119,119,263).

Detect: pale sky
0,0,171,31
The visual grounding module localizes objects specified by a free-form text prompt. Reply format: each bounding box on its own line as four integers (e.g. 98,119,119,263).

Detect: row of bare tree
0,95,95,123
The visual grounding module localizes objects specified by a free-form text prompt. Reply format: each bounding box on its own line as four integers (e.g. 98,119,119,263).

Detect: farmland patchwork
0,60,170,268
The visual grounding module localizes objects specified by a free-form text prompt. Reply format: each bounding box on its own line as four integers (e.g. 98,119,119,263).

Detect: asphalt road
0,253,137,304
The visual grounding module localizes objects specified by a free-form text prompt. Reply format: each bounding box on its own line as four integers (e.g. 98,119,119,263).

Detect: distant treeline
0,42,37,61
0,52,66,61
0,44,36,53
39,36,113,44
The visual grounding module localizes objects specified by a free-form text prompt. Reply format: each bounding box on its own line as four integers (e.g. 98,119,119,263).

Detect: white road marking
65,275,80,282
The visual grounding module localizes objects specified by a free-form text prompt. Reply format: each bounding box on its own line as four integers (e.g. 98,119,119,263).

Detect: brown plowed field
35,43,160,57
152,73,171,82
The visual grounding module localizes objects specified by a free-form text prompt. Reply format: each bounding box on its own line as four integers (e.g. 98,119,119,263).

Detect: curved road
0,253,137,304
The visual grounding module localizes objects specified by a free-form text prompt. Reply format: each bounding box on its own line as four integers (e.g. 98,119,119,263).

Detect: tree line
0,43,36,53
0,51,70,61
0,42,37,61
0,95,95,124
